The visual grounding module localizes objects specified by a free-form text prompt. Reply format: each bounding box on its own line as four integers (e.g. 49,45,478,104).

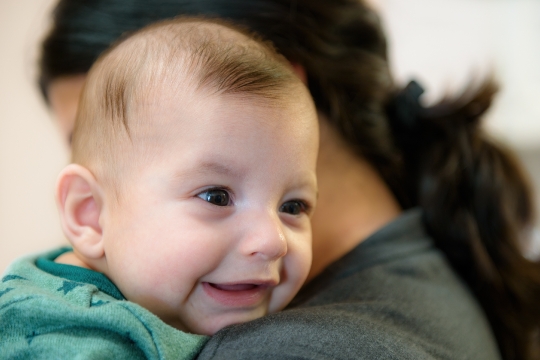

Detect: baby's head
55,18,318,335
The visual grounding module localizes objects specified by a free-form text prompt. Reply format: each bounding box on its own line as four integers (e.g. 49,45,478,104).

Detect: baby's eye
197,189,231,206
279,200,308,215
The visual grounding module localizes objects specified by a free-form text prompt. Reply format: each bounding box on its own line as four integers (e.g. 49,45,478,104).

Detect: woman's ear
56,164,105,261
290,62,308,85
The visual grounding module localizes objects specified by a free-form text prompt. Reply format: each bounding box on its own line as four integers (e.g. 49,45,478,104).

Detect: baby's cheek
268,252,310,313
267,279,297,314
293,231,314,281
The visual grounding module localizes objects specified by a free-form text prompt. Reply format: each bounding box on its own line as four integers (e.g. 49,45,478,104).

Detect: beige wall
0,0,68,273
1,0,540,273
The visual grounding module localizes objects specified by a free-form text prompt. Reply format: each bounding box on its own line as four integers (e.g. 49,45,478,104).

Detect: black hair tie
390,80,425,130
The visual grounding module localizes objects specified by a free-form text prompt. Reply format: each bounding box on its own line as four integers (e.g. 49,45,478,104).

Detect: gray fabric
197,209,501,360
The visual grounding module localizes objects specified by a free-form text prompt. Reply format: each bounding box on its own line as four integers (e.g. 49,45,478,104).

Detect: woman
39,0,540,358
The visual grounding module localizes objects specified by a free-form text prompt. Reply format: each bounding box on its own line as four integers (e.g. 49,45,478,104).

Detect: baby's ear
56,164,105,261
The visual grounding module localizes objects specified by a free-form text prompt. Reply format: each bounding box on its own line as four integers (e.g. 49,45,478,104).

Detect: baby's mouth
202,281,272,307
209,283,258,291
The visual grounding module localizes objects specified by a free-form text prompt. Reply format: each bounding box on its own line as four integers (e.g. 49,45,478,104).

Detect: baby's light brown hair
71,17,301,193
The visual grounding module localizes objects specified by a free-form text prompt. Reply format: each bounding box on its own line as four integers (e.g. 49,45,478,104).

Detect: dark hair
39,0,540,358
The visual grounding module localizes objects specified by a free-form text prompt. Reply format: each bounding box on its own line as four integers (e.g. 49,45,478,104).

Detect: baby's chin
181,309,269,335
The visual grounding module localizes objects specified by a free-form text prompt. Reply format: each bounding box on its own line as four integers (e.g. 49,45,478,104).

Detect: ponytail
388,80,540,360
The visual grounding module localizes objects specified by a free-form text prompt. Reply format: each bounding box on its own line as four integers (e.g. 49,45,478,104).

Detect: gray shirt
197,209,501,359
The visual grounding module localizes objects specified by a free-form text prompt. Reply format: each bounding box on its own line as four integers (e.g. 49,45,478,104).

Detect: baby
0,18,318,359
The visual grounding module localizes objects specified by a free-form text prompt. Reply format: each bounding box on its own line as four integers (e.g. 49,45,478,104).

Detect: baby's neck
55,251,92,269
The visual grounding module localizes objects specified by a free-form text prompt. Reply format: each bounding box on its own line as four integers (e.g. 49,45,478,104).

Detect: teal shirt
0,247,208,359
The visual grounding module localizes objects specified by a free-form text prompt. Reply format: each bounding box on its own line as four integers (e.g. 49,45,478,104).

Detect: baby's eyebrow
173,160,239,180
197,161,236,176
290,174,318,195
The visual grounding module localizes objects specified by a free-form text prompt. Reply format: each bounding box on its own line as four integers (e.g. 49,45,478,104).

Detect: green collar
36,247,125,300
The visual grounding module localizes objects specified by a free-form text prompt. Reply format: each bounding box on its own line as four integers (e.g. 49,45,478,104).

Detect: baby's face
100,88,318,335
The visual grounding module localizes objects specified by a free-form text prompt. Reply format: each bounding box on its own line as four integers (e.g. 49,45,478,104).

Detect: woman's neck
308,118,401,281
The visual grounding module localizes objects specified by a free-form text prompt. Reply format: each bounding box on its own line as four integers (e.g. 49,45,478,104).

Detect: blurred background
1,0,540,272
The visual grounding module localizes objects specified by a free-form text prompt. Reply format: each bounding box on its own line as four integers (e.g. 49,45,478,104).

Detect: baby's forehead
125,86,316,166
130,85,296,138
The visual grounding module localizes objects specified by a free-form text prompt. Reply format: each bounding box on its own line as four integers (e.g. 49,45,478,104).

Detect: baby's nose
238,212,287,261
